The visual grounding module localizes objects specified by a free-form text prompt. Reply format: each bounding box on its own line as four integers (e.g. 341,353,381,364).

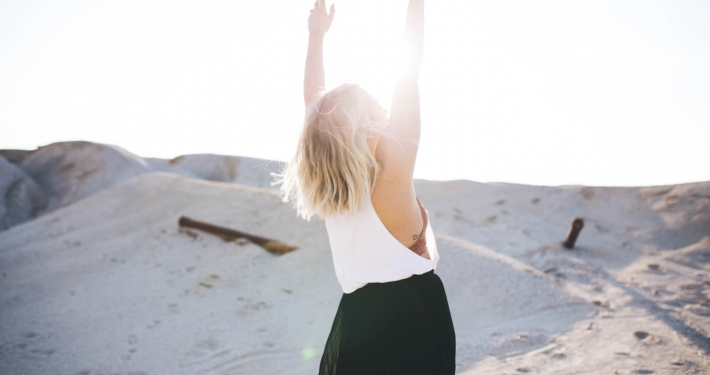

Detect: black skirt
318,270,456,375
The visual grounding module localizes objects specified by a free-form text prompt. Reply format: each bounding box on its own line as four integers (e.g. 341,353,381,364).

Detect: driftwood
178,216,298,255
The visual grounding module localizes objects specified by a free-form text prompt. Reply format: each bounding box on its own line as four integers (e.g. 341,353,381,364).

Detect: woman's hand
304,0,334,106
308,0,335,36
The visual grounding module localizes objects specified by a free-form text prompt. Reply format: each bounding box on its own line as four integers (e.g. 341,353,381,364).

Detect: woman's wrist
309,31,326,40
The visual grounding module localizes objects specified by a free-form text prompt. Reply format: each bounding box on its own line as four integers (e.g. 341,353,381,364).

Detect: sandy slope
0,157,708,373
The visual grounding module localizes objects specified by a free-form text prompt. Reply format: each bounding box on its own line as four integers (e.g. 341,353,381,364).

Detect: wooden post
563,218,584,249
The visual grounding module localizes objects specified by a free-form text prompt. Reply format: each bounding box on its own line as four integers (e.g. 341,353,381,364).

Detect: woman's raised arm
397,0,425,82
377,0,425,182
304,0,335,107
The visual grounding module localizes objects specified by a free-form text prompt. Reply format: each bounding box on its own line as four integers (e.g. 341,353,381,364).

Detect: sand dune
0,142,707,374
0,156,47,231
0,141,283,231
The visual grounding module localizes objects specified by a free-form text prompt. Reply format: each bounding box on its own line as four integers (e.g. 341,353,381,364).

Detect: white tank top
323,194,440,294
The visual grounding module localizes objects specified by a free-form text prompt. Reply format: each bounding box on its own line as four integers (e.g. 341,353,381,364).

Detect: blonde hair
272,83,396,221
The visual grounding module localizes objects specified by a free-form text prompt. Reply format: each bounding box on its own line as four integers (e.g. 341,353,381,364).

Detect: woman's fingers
312,0,333,18
308,0,334,33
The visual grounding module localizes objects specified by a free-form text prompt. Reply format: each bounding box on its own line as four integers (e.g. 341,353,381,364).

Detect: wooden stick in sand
562,218,585,249
178,216,299,255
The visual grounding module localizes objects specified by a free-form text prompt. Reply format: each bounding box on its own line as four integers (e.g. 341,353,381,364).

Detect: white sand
0,142,708,374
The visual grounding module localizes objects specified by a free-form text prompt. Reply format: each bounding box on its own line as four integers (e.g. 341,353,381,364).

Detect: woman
273,0,456,373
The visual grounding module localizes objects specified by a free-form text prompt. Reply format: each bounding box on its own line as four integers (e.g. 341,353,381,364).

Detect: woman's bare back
371,168,431,260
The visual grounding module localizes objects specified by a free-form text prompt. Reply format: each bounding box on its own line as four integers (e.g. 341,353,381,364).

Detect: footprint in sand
122,334,139,360
183,338,221,363
14,331,56,358
633,331,661,344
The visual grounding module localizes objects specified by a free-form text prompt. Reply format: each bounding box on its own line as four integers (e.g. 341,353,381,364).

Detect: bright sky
1,0,708,187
